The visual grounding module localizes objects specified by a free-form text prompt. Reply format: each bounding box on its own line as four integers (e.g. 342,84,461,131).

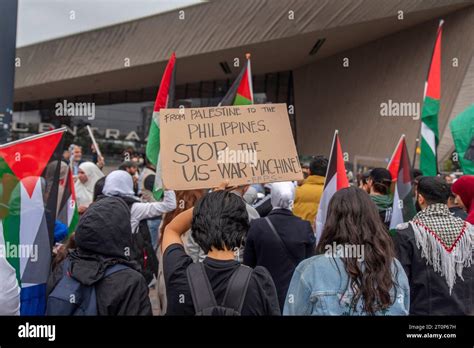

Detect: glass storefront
13,71,295,167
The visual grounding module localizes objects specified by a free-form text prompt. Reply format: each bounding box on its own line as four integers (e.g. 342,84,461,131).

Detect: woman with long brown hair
283,187,409,315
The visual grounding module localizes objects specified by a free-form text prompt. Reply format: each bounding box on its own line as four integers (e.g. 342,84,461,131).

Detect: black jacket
48,196,152,315
393,224,474,315
243,209,316,311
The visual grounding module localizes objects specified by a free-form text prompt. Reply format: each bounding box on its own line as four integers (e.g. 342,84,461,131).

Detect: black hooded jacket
48,196,152,315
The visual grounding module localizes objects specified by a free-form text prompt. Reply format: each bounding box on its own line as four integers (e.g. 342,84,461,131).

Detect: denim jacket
283,255,410,315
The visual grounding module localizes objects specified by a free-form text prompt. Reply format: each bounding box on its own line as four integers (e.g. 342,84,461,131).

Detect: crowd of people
1,148,473,316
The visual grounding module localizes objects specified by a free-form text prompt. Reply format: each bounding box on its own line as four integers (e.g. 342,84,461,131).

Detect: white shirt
130,190,176,233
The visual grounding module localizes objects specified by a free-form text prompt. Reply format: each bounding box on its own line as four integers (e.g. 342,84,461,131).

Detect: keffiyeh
409,203,473,293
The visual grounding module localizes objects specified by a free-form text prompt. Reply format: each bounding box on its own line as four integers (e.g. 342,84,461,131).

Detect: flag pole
86,125,103,160
412,137,420,169
245,52,254,104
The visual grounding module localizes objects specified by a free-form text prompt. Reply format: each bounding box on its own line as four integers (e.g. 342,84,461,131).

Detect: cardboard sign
160,103,303,190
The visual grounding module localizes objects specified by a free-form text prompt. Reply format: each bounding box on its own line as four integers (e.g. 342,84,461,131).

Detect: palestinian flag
0,128,66,315
315,130,349,245
146,52,176,200
420,20,443,176
387,135,416,234
56,166,79,235
219,55,253,106
450,104,474,174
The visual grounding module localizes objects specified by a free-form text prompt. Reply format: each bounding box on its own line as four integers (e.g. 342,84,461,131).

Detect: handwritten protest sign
160,103,303,190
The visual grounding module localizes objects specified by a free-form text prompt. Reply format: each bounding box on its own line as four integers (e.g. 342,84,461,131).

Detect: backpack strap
104,263,129,278
265,217,299,267
221,265,252,313
61,258,71,276
186,262,217,313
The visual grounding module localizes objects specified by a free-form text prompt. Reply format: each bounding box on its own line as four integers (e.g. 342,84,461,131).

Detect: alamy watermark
324,242,365,262
18,322,55,341
380,99,420,120
217,148,257,166
55,99,95,120
0,242,38,262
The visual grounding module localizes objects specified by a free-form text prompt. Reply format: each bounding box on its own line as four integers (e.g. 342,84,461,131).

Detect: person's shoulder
289,214,312,228
247,266,277,293
297,254,344,275
163,243,190,260
249,216,266,227
163,244,193,272
251,265,272,278
288,255,344,290
394,222,415,239
392,257,407,274
114,267,146,284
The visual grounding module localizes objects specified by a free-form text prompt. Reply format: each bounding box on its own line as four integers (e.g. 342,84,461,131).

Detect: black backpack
46,258,130,315
130,218,159,284
186,262,252,316
119,196,159,284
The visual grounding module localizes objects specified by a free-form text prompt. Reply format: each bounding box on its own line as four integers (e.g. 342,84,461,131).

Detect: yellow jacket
293,175,325,227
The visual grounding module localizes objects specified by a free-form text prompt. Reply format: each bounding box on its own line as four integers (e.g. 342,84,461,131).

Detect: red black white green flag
420,20,443,176
146,52,176,200
56,165,79,235
315,130,349,245
0,128,66,315
219,55,253,106
387,135,416,233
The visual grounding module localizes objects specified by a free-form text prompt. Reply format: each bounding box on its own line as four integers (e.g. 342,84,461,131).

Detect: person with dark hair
119,161,139,194
118,161,138,174
411,168,424,199
411,169,423,182
394,176,474,315
139,160,156,203
447,183,468,220
93,176,106,202
162,185,280,315
357,171,371,193
284,187,409,315
367,168,393,228
293,155,328,228
46,196,152,315
452,175,474,225
243,182,315,311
